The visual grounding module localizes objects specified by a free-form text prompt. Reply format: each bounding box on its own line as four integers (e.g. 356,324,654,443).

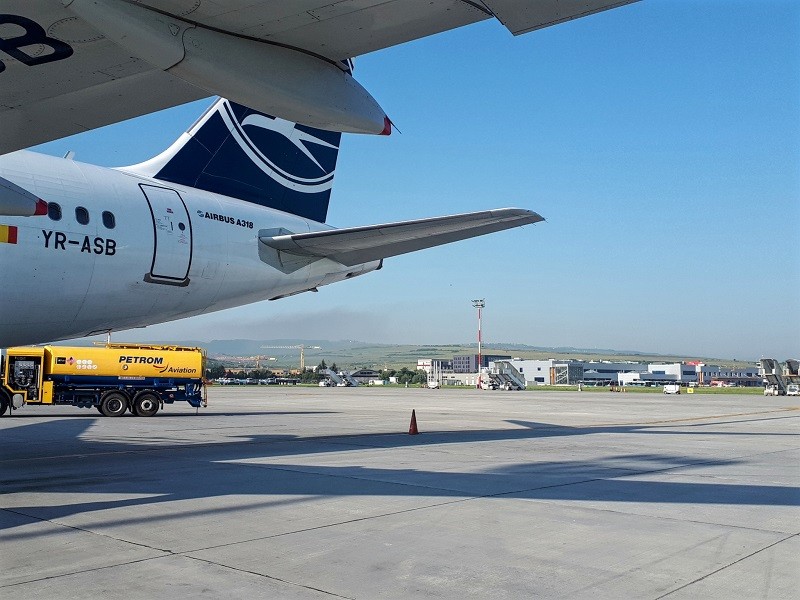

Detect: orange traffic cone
408,409,419,435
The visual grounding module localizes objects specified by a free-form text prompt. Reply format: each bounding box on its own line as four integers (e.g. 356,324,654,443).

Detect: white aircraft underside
0,0,638,153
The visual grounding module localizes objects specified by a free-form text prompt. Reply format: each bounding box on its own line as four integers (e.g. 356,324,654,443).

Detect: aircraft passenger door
140,184,192,286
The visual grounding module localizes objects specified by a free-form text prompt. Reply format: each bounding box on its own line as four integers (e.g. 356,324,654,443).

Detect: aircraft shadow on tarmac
1,414,798,539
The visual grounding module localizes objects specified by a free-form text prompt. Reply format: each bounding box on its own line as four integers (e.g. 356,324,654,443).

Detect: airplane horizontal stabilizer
258,208,543,273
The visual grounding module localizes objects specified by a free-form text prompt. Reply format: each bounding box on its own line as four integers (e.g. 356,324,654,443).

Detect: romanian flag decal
0,225,18,244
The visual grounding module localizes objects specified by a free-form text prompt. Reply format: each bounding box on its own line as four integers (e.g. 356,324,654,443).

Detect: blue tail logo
130,98,342,223
219,102,339,193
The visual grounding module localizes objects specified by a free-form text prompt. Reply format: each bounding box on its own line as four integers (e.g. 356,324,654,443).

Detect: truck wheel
133,392,160,417
99,392,128,417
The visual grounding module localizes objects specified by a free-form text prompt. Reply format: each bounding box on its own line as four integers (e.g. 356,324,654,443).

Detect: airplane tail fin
125,98,342,223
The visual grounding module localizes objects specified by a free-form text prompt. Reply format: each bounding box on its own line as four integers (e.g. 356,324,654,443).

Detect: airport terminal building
492,359,761,387
419,356,760,388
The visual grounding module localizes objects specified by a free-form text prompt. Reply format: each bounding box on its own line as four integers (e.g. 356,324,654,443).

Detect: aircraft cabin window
102,211,116,229
75,206,89,225
47,202,62,221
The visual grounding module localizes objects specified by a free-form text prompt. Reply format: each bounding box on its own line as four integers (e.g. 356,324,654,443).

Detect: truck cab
0,347,50,414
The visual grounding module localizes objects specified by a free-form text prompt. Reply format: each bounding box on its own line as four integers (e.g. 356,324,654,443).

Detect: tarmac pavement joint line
0,554,164,591
179,495,479,554
516,494,795,536
654,532,800,599
181,554,355,599
0,506,173,555
565,529,749,597
0,505,355,598
589,407,799,428
0,550,354,599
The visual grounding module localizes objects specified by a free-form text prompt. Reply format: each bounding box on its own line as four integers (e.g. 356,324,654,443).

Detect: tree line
206,360,427,385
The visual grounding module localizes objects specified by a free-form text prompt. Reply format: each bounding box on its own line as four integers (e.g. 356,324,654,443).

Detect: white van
663,383,681,395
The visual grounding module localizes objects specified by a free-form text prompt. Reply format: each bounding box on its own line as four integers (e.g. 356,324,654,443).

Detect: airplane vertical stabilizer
125,98,342,223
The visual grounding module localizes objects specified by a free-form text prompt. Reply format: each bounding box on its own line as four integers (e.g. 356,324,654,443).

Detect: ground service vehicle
663,383,681,395
0,344,206,417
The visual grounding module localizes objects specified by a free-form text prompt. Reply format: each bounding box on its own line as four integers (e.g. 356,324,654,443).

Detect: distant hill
155,339,748,369
51,337,749,369
477,342,648,356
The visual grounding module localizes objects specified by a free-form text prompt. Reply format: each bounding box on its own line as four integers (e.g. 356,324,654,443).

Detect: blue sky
35,0,799,360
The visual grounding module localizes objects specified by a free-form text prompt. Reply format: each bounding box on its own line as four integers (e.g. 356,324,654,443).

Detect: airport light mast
472,299,485,386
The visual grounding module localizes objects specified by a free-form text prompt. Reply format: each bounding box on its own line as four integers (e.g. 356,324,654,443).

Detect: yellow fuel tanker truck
0,344,206,417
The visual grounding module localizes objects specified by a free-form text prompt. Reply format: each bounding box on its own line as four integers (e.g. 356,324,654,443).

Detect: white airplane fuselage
0,150,375,347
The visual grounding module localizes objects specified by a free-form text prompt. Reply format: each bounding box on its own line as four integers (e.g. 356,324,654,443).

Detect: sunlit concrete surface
1,388,798,599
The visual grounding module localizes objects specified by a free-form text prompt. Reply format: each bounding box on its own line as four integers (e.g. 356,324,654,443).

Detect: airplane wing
258,208,543,273
1,0,637,154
